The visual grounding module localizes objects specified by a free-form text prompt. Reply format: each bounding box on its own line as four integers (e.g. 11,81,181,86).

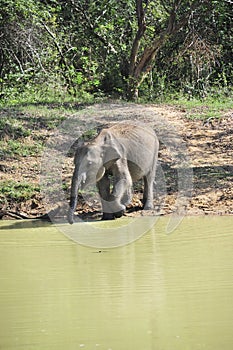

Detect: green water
0,217,233,350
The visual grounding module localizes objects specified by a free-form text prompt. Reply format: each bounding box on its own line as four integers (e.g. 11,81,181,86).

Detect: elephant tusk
79,172,87,185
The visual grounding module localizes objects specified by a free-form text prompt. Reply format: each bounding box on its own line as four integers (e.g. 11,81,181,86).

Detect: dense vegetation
0,0,232,102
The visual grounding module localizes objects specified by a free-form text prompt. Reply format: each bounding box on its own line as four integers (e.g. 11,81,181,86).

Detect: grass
0,93,106,161
0,140,43,159
0,106,68,131
165,95,233,120
0,118,31,139
0,80,98,108
0,101,76,159
0,180,40,202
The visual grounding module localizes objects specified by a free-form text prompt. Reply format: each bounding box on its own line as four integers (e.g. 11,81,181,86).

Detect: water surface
0,216,233,350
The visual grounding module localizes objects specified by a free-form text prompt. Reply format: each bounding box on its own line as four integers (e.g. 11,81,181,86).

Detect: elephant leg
143,151,158,210
111,159,132,216
97,174,115,220
108,181,127,218
143,172,155,210
121,187,133,206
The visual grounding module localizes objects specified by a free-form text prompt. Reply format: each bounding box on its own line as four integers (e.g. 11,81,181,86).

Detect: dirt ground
0,103,232,220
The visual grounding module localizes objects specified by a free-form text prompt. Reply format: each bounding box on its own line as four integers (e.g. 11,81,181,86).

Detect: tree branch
71,1,117,53
135,0,203,77
128,0,147,76
41,22,64,61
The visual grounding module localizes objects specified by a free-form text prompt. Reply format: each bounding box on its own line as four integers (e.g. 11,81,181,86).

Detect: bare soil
0,103,232,220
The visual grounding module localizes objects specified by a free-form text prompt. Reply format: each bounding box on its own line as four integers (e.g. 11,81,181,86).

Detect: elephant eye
88,161,92,165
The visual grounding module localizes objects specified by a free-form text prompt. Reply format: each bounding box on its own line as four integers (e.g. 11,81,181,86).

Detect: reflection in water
0,217,233,350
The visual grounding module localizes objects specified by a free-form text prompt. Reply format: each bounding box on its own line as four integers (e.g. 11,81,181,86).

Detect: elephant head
67,131,123,224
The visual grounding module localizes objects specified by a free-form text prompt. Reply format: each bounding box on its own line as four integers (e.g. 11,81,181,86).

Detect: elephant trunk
67,169,84,224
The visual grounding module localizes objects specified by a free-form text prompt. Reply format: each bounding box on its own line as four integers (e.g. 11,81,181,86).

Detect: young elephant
67,123,159,224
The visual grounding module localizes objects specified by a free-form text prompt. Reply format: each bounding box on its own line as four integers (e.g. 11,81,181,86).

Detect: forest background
0,0,232,102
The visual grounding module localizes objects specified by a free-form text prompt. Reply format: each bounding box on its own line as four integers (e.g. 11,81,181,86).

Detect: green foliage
0,0,232,100
0,140,43,159
0,118,31,139
81,128,99,141
163,94,233,120
0,180,40,202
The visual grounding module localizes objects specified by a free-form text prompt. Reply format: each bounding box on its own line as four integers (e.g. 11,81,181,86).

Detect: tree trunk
126,0,202,100
127,42,163,100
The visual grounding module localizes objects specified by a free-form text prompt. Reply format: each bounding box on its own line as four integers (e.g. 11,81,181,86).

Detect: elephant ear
102,131,123,165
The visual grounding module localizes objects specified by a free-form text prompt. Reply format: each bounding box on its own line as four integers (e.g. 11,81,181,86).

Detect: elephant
67,123,159,224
